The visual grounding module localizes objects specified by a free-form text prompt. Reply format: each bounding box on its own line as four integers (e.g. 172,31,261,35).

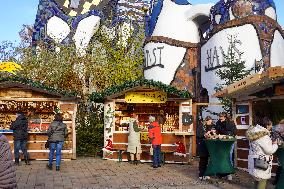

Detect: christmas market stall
0,78,79,160
214,66,284,176
91,79,195,163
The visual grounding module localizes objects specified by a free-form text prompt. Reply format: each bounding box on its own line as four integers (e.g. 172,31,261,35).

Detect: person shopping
46,113,68,171
246,117,278,189
0,133,17,189
10,112,30,165
272,119,284,185
215,112,237,180
148,116,162,168
196,116,215,180
127,113,142,164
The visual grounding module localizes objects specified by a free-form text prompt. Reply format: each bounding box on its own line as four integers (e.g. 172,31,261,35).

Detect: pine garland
0,76,78,97
90,79,192,102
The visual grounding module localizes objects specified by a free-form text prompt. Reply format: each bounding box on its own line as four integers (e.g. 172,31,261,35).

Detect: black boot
14,158,20,166
46,164,52,170
25,158,31,165
56,166,60,171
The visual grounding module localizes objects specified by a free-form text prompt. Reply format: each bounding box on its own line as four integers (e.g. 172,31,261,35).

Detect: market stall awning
0,76,79,100
213,66,284,99
90,79,192,102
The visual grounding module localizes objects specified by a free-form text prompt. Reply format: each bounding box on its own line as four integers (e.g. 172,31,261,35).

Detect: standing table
275,145,284,189
205,138,236,176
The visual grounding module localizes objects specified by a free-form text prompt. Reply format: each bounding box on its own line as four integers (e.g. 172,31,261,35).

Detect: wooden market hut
214,66,284,173
0,77,79,160
90,79,196,163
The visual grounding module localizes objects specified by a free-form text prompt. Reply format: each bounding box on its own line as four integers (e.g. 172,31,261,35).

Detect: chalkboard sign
182,113,193,125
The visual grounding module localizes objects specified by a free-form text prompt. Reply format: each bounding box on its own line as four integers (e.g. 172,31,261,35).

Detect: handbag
254,157,269,171
250,142,271,171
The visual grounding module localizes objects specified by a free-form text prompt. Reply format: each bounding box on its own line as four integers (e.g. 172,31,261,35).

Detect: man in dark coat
0,133,17,189
215,112,237,180
10,112,30,165
215,112,237,137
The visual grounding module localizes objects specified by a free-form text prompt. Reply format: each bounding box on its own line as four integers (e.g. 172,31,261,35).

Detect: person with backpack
10,112,30,166
46,113,68,171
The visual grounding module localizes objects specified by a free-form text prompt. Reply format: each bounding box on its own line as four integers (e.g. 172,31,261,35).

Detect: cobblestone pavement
15,157,274,189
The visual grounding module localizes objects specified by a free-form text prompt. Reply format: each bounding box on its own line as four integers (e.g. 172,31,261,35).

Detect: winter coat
148,121,162,145
47,121,68,142
10,114,29,141
196,123,215,157
127,118,142,154
215,120,237,136
0,134,17,189
246,124,278,180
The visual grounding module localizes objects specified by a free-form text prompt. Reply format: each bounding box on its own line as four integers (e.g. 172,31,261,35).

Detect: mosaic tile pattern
171,48,198,94
209,0,276,31
32,0,151,45
32,0,105,45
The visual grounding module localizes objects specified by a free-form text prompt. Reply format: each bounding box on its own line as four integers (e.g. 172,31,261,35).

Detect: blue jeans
48,142,64,167
14,140,28,159
230,143,235,167
153,145,161,166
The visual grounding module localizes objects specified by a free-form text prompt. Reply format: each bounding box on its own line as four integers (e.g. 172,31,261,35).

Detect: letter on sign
125,91,167,103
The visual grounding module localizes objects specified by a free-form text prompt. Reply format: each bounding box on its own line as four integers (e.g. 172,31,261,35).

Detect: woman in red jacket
148,116,162,168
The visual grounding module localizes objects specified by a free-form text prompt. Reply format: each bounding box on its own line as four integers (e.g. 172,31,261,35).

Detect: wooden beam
0,97,60,101
195,102,223,106
192,102,197,157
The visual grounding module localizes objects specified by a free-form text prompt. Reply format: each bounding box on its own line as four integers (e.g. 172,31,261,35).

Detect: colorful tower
200,0,284,115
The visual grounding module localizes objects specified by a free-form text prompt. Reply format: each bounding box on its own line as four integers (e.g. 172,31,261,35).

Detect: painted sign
144,46,165,70
125,91,167,103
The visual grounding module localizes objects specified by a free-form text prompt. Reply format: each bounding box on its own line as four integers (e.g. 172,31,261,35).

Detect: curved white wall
144,43,186,84
271,30,284,67
201,24,262,102
152,0,200,43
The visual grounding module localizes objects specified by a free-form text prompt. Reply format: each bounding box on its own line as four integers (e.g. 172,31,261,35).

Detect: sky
0,0,283,43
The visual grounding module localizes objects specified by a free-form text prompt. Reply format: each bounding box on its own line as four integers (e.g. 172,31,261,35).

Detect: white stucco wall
144,1,212,84
143,42,186,84
271,30,284,67
152,0,200,43
201,24,262,115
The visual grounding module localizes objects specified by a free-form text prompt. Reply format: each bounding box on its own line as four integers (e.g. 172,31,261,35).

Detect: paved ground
15,157,275,189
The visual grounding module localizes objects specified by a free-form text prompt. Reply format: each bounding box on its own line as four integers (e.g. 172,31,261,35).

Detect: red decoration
175,141,185,154
104,139,113,151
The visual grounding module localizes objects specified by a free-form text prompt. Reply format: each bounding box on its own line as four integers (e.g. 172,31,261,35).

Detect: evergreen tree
215,35,251,113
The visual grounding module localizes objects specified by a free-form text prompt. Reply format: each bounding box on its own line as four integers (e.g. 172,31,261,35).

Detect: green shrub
76,102,104,157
